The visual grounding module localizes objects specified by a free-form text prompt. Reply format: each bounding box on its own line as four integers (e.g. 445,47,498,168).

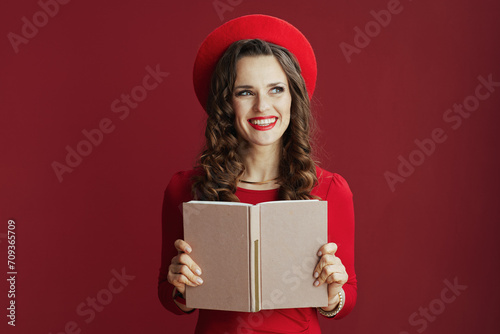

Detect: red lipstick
247,116,278,131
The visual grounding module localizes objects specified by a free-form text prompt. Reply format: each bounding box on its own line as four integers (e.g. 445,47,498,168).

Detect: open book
183,200,328,312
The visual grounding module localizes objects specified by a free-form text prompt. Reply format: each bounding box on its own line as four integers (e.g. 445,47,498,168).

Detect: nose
254,94,270,113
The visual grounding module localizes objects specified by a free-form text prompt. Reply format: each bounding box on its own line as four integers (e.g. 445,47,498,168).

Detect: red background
1,0,500,333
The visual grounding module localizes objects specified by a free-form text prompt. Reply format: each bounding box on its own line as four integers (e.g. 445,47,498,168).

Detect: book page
183,202,251,312
259,200,328,310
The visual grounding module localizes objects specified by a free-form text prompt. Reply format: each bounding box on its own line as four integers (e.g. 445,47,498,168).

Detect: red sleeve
157,171,197,315
325,173,357,320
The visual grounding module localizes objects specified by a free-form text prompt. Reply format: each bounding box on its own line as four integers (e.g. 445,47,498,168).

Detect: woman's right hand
167,239,204,296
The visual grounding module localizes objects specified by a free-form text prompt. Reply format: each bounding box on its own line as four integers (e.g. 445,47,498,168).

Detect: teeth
250,118,277,126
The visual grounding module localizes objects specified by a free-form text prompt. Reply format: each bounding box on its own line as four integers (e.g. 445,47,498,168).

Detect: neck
238,141,281,183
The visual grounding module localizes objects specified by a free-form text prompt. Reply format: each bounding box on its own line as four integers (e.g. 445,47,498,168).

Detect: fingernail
197,277,203,284
317,251,322,256
185,246,192,253
314,272,319,278
314,280,319,286
195,269,202,275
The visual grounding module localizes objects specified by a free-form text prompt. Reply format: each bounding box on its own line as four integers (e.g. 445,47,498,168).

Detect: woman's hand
167,239,204,297
313,242,348,311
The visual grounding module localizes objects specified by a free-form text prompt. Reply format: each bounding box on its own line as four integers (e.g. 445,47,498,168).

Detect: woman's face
231,55,292,148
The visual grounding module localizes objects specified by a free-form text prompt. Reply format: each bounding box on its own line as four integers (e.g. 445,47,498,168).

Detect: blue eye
236,90,252,96
271,87,284,94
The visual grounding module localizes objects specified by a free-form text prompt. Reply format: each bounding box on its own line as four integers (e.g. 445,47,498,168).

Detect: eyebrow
234,82,287,89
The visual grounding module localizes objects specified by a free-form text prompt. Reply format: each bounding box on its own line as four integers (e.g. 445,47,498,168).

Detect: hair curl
191,39,320,201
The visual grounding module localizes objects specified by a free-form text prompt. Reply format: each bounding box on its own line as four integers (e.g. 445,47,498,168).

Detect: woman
158,14,357,333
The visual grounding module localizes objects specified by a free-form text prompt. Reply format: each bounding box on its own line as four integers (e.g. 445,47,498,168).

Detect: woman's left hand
313,242,348,311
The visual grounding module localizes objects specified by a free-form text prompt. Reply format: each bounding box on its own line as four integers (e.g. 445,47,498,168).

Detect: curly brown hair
191,39,320,201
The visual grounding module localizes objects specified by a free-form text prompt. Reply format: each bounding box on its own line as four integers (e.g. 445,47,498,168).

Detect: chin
236,125,286,148
246,135,283,148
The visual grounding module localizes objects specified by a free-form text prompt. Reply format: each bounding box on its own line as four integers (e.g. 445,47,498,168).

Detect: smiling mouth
248,117,278,126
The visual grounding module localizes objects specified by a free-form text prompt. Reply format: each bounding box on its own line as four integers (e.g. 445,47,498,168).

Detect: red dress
158,166,357,333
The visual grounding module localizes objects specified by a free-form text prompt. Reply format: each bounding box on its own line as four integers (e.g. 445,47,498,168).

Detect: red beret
193,14,317,111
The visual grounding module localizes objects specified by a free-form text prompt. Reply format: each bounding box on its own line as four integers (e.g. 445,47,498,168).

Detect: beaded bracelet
318,289,344,318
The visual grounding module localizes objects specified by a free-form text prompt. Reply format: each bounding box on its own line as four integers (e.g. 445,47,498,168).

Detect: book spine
248,205,261,312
